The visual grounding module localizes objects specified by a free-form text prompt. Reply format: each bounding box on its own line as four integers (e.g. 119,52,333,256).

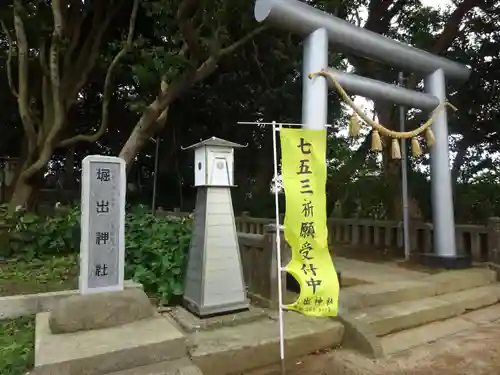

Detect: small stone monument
79,155,126,294
49,155,155,333
33,156,188,375
182,137,249,316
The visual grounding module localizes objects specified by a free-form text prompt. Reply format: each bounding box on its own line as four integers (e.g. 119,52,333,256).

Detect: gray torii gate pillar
255,0,471,268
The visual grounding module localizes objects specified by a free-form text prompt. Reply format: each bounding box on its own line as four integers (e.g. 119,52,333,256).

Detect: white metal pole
271,121,286,373
425,69,458,259
302,28,328,129
151,136,160,216
399,73,410,261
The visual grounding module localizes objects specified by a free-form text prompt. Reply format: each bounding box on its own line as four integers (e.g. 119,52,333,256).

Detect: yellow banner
280,128,339,317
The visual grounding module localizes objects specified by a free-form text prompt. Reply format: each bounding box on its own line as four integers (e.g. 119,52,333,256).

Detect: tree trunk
119,103,165,170
9,175,34,211
7,142,38,212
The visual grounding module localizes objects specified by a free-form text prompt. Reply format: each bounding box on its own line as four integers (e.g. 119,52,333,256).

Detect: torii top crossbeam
255,0,470,82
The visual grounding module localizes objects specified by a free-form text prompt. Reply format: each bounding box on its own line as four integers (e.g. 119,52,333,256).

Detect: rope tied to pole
308,70,458,159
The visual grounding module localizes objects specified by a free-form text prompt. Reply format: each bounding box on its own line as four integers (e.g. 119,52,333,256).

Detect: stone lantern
181,137,249,316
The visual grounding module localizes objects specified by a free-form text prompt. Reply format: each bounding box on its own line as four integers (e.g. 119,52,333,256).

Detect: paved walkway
246,312,500,375
335,257,428,284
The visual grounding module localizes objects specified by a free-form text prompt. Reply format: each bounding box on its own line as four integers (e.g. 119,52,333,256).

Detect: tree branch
59,0,140,147
431,0,483,54
62,1,86,75
219,25,268,57
49,0,64,128
349,0,400,77
365,0,397,33
12,0,37,154
17,0,104,181
405,0,483,91
158,25,267,110
39,38,50,77
64,4,120,104
176,0,204,61
0,19,18,98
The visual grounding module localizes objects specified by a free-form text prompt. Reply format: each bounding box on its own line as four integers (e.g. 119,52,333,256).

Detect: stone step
34,314,187,375
189,311,344,375
342,268,496,310
105,358,203,375
381,304,500,355
349,284,500,337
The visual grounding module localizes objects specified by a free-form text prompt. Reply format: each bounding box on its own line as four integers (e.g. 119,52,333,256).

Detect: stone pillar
80,155,126,295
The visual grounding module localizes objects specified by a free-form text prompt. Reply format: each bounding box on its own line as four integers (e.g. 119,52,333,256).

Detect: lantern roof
181,136,247,151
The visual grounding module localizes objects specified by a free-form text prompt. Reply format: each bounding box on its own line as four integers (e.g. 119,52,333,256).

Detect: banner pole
272,121,286,375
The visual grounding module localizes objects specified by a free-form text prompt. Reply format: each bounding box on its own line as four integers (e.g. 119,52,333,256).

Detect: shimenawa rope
308,70,458,159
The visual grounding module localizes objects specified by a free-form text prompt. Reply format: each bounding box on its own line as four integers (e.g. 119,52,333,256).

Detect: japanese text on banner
280,128,339,317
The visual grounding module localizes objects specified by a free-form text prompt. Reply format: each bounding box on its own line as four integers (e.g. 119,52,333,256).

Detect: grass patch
0,255,78,297
0,316,35,375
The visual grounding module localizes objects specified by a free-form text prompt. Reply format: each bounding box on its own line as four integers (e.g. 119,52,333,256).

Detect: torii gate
254,0,470,268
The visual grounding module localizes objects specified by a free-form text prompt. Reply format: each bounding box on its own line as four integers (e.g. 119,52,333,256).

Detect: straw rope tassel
426,128,436,147
349,115,361,137
371,130,382,152
411,137,423,157
391,138,401,159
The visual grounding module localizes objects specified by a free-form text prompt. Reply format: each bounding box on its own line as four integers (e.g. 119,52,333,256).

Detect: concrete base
49,288,154,334
415,253,472,269
183,297,249,318
34,313,187,375
189,311,344,375
168,305,268,333
0,280,142,320
105,358,203,375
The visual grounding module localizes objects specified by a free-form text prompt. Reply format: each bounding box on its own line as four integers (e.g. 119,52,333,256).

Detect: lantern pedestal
183,187,248,316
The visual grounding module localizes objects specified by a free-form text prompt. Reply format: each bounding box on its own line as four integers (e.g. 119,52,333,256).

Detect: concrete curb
188,313,344,375
0,280,142,320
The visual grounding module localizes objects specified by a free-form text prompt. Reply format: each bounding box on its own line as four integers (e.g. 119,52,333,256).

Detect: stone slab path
335,257,429,284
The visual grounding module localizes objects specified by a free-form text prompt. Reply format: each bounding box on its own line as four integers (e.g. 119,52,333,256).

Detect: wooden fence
158,209,500,263
233,213,500,262
158,208,500,307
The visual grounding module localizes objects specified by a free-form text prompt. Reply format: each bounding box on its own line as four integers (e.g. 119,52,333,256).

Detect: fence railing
234,212,499,263
158,208,500,263
158,208,500,307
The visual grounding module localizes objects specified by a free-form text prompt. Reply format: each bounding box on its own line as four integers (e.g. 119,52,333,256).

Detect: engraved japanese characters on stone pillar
80,155,126,295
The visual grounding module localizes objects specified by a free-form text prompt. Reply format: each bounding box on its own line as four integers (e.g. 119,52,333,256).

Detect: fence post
487,217,500,264
240,211,250,233
264,224,289,309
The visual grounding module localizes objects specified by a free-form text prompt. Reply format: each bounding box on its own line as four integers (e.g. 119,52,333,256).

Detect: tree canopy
0,0,499,223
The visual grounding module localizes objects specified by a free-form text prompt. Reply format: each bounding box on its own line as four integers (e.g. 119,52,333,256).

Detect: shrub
0,204,193,304
0,204,80,260
125,205,192,304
